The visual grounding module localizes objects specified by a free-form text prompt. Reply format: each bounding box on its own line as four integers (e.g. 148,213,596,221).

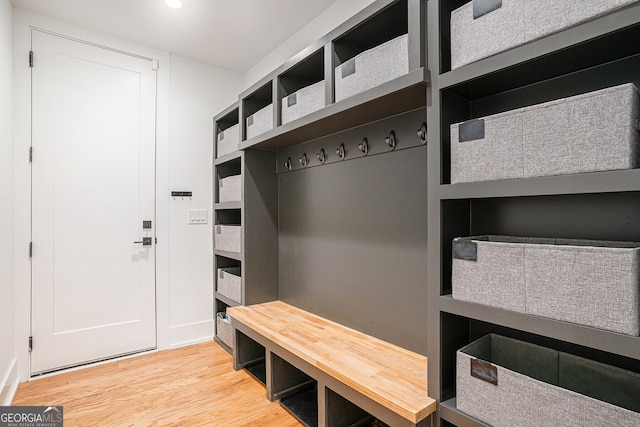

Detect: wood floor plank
12,341,302,427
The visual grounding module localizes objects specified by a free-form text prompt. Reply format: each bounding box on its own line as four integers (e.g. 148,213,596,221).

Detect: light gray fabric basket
450,83,640,183
282,80,326,125
216,123,240,158
246,103,273,140
457,334,640,427
451,0,639,69
218,175,242,203
334,34,409,102
216,312,233,348
217,267,241,304
452,236,640,335
214,225,241,253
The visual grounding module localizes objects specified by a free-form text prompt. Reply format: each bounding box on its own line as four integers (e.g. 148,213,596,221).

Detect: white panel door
31,30,157,375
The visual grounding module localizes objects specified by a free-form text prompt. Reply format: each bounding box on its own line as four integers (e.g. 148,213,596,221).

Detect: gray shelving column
213,103,242,352
427,1,640,426
213,102,279,353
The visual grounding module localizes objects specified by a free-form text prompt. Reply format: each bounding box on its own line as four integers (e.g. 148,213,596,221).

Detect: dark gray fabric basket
452,235,640,335
450,83,640,183
457,334,640,427
451,0,640,69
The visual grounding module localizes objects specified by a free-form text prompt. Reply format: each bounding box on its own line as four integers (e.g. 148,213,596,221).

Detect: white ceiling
10,0,341,73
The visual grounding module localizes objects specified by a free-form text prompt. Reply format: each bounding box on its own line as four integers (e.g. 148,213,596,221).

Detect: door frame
30,29,159,375
13,11,172,381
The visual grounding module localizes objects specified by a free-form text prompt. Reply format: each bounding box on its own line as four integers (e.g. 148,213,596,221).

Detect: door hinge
28,336,33,352
29,147,33,163
152,59,159,71
155,237,158,244
29,50,33,68
29,242,32,258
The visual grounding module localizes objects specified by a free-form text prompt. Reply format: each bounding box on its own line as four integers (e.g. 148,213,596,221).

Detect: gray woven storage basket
452,235,640,335
457,334,640,427
450,83,640,183
451,0,639,69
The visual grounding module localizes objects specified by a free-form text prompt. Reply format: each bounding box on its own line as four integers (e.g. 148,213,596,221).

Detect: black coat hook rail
275,108,426,174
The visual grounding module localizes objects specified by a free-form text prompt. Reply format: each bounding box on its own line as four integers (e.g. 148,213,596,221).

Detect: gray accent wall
279,141,428,354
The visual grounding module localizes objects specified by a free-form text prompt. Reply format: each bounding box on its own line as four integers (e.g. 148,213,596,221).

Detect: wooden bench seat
228,301,436,426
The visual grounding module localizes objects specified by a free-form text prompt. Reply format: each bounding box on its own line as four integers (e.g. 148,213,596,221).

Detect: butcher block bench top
227,300,436,424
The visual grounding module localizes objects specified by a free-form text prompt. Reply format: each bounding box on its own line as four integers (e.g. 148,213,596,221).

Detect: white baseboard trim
168,319,214,349
1,359,19,405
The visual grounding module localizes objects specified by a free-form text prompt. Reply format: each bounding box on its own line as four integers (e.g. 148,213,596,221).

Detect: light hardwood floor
13,341,302,426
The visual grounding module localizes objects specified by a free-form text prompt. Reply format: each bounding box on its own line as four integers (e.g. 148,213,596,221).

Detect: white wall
167,55,241,346
12,9,242,381
0,0,17,404
243,0,375,89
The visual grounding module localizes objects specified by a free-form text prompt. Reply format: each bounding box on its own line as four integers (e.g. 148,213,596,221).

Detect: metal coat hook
299,153,308,168
417,122,427,144
284,157,292,171
317,148,326,165
358,138,369,156
336,143,346,161
385,131,396,150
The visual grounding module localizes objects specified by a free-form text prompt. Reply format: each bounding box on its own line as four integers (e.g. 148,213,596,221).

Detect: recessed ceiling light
165,0,183,9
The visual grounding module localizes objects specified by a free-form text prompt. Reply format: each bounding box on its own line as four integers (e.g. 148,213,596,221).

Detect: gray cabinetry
428,1,640,426
212,0,640,424
213,103,278,351
212,0,430,423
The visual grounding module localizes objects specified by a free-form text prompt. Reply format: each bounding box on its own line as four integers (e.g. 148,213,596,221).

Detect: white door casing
31,30,157,375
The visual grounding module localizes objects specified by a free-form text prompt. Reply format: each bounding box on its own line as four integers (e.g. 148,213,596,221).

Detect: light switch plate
187,209,208,225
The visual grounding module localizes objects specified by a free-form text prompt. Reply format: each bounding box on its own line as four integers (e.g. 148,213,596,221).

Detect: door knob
134,237,152,246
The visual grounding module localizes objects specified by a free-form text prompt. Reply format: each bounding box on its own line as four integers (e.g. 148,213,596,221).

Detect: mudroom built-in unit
212,0,640,425
428,1,640,427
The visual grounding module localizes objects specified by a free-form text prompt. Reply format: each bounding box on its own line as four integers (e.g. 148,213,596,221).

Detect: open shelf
439,399,488,427
214,104,239,137
438,313,640,404
278,47,326,127
438,169,640,200
215,155,242,205
440,54,640,185
242,80,274,142
215,299,233,351
245,361,267,386
439,296,640,360
214,201,242,211
235,329,266,384
212,250,242,262
240,68,428,151
326,388,389,427
280,385,318,427
214,151,242,166
214,292,239,308
333,0,408,68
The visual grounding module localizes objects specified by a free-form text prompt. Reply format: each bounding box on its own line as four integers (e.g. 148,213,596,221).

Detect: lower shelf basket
457,334,640,427
216,312,233,348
